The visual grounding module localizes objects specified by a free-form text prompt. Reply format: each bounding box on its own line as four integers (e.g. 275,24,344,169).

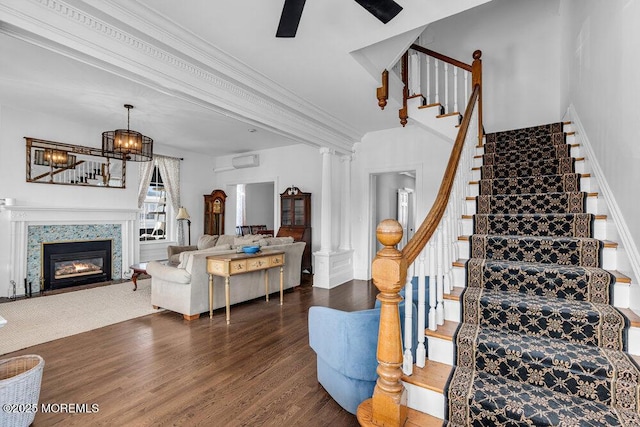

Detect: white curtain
137,155,184,245
137,160,154,209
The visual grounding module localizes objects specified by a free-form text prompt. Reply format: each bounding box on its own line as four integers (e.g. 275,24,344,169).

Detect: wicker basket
0,355,45,427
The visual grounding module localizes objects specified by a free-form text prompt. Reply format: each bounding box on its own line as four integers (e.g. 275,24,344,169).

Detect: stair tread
619,307,640,327
357,399,443,427
462,213,606,219
402,359,451,393
453,258,631,284
425,320,458,341
443,286,464,301
418,102,442,109
470,172,592,185
436,112,460,118
466,192,598,200
430,305,639,331
458,235,617,247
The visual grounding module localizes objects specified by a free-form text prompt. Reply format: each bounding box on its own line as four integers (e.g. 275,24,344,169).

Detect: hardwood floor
5,277,379,426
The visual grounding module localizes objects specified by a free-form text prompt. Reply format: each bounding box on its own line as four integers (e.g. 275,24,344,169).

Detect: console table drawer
269,254,284,267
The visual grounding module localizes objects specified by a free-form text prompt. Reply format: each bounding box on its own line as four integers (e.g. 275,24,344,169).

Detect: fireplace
42,240,112,291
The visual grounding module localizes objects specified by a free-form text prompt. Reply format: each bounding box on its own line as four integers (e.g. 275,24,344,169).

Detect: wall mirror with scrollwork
25,137,126,188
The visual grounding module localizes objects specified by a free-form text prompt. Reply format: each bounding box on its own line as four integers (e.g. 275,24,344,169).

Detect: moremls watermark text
2,403,100,414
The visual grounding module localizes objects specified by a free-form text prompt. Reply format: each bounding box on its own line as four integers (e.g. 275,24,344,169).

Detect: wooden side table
206,250,285,324
129,263,149,291
129,260,167,291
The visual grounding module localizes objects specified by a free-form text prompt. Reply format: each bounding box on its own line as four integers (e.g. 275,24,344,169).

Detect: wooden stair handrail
410,43,472,72
359,83,481,427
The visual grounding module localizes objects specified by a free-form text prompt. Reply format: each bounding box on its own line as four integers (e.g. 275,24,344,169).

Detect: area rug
0,279,157,355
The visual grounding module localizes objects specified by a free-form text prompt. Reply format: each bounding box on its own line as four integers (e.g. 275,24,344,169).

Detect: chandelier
102,104,153,162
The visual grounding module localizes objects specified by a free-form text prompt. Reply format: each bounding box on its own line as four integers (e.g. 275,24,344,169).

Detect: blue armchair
309,298,423,414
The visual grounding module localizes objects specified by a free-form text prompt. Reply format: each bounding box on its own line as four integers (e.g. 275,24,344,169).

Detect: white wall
352,124,451,280
421,0,564,132
245,182,275,229
561,0,640,285
211,143,325,253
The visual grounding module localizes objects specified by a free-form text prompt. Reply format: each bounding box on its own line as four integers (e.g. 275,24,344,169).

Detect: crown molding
0,0,359,154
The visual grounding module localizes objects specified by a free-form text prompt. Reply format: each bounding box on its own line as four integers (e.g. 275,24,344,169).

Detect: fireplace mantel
2,205,138,297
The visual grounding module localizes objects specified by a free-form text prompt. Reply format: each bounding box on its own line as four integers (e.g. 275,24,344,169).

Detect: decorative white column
339,154,352,251
318,147,334,254
313,148,353,289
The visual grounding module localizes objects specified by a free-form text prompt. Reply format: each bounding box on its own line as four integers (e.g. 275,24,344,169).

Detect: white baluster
416,249,427,367
436,226,445,325
426,56,431,104
442,212,452,294
464,71,469,110
434,59,440,105
453,66,459,113
428,239,437,331
403,263,414,375
444,62,449,114
409,52,420,97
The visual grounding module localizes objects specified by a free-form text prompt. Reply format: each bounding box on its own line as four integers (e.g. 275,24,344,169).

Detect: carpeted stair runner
445,122,640,426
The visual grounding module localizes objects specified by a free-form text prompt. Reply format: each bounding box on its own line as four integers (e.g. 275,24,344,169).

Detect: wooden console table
206,250,285,324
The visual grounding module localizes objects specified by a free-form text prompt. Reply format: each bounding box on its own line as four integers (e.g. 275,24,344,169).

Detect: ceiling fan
276,0,403,38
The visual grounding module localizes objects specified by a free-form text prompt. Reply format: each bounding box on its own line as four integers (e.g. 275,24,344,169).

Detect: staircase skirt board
439,121,639,425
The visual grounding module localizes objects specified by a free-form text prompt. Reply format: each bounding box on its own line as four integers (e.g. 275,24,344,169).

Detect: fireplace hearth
42,240,112,291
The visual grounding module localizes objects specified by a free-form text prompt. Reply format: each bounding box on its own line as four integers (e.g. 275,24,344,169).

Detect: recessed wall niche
26,137,126,188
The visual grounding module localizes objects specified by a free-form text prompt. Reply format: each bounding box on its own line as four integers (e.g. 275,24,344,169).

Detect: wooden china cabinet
204,189,226,236
277,186,312,274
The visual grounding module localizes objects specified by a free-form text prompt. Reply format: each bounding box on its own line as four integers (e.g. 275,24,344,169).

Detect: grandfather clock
204,189,226,235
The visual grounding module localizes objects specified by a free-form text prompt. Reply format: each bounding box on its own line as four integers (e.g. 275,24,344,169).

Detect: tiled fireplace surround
4,206,138,296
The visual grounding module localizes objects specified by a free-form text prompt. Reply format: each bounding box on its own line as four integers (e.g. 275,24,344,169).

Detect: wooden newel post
471,50,483,147
371,219,408,426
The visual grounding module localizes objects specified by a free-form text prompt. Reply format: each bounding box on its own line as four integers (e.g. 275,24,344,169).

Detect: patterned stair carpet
444,122,640,425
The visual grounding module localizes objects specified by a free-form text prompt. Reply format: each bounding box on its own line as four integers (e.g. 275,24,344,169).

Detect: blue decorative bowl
242,245,260,254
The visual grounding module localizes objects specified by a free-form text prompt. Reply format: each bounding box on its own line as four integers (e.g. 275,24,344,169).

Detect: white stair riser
444,298,460,322
426,336,454,365
404,382,445,419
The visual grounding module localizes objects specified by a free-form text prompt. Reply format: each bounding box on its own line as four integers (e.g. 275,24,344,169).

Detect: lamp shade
176,207,190,220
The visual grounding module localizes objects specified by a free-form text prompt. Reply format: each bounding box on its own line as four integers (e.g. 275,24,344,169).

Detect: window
140,166,167,241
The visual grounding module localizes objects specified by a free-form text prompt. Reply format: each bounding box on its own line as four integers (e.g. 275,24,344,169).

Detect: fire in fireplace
42,240,112,291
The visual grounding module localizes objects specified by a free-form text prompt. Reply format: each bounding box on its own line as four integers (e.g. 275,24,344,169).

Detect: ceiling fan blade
276,0,307,38
353,0,403,24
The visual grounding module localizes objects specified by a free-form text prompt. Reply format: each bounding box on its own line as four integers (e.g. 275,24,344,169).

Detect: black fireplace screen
42,240,112,291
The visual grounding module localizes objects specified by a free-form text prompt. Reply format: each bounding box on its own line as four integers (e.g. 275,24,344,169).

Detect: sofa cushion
146,261,191,284
233,235,268,248
263,236,294,246
216,235,235,247
182,244,233,273
197,234,219,250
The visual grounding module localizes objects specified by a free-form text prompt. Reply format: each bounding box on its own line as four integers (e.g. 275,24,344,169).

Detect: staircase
360,47,640,426
404,121,640,425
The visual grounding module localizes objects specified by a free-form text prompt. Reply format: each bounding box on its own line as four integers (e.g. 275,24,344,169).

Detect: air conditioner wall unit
232,154,259,169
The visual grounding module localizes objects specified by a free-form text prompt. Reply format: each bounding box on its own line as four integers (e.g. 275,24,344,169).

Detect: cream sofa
146,234,305,320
